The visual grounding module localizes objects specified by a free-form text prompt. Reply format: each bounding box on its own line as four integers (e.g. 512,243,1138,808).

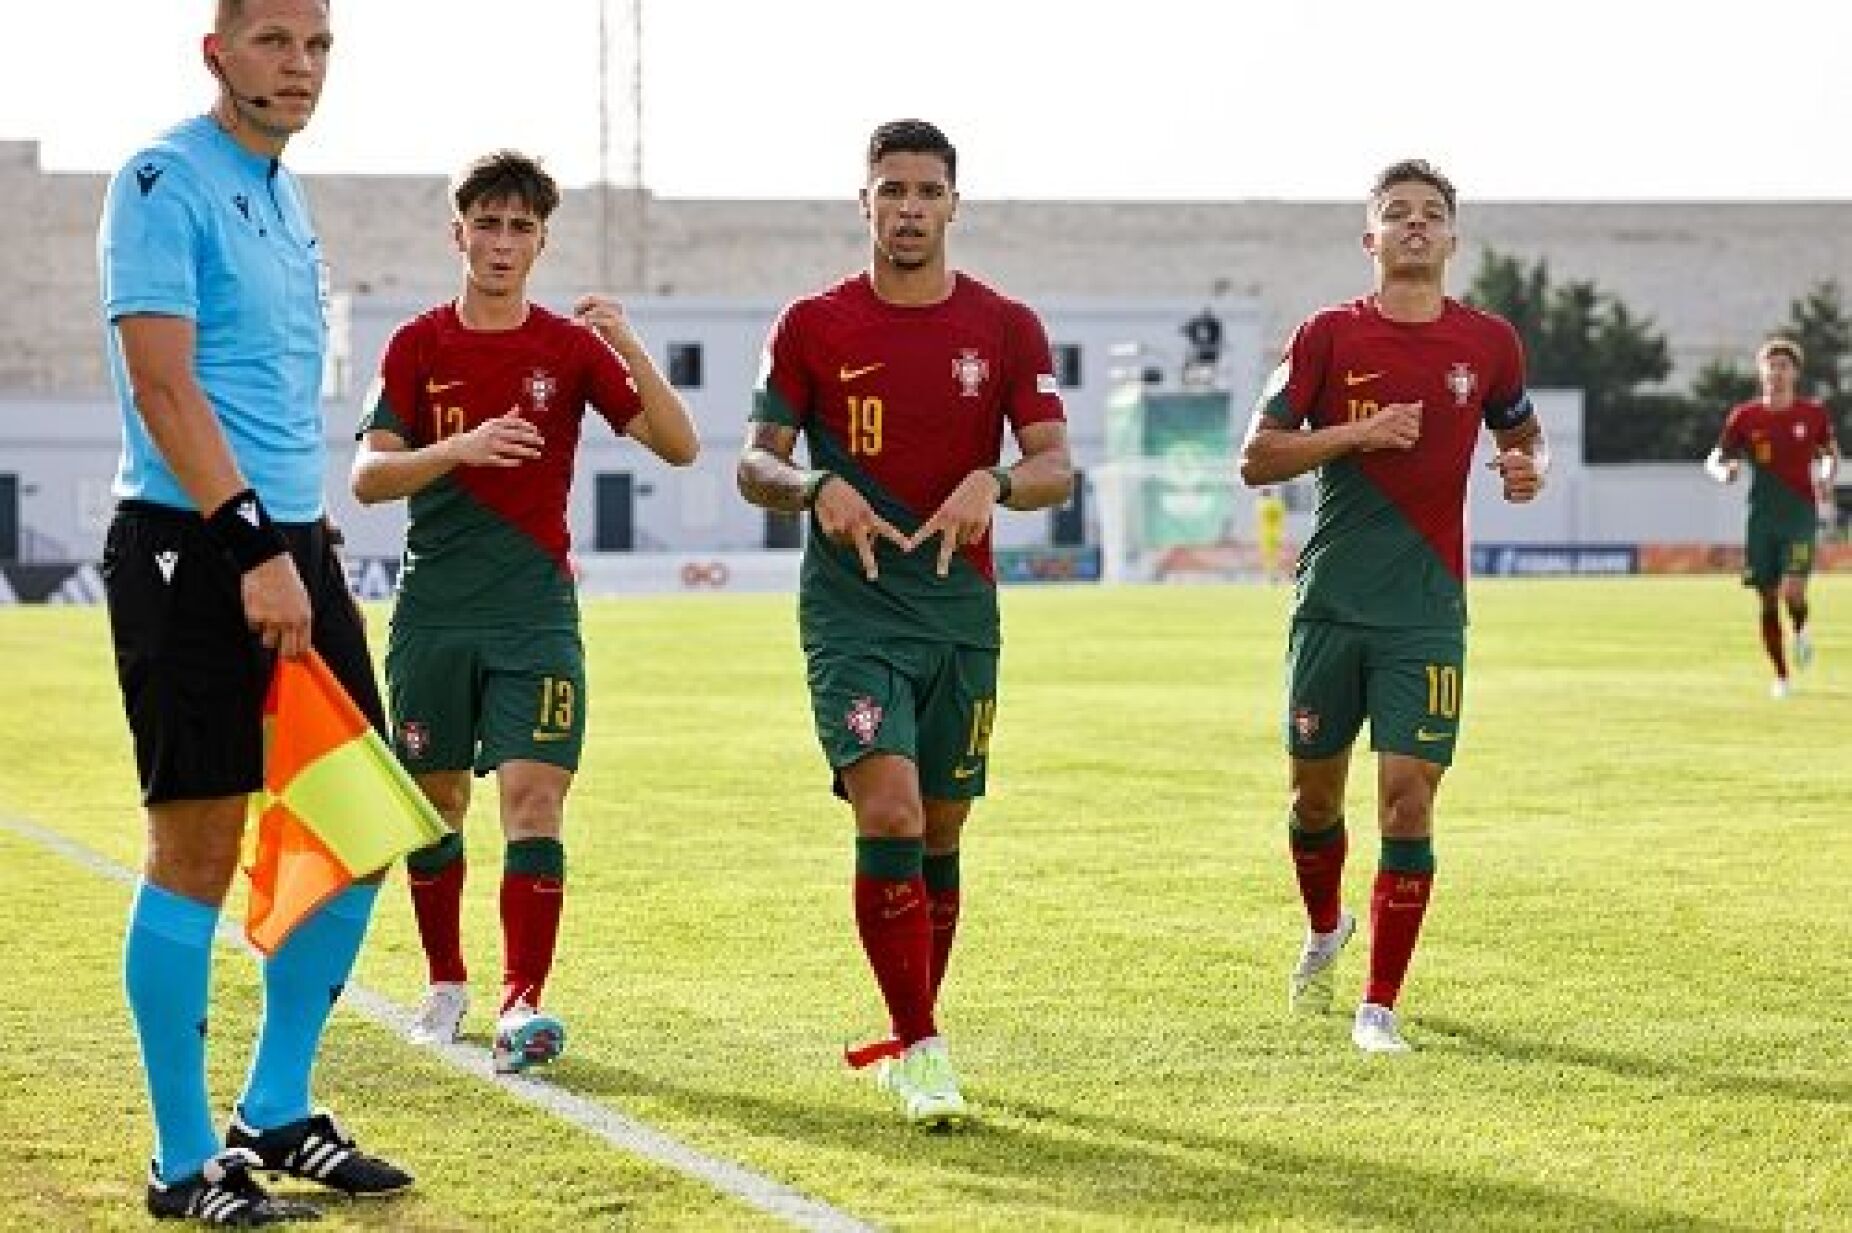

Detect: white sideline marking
0,815,878,1233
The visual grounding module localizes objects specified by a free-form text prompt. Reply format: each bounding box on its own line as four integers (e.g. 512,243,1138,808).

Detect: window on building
667,342,703,389
1053,343,1083,389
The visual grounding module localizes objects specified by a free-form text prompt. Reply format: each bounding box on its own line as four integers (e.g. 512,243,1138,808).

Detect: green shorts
385,623,587,776
1285,619,1465,766
806,640,999,800
1742,529,1815,590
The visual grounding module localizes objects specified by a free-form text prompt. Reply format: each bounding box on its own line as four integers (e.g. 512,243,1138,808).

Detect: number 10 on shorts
1424,664,1459,718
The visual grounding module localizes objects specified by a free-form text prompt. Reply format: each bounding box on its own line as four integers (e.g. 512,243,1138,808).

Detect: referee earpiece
205,36,272,110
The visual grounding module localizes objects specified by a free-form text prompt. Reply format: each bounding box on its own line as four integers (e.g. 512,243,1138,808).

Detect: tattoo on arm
737,422,808,512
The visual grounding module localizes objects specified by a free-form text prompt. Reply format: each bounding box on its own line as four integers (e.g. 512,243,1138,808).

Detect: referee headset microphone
206,37,272,111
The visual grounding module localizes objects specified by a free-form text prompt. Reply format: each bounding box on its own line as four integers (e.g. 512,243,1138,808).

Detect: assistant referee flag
245,651,448,954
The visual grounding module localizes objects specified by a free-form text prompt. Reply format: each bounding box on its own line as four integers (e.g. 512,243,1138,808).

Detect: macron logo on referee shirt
155,551,179,584
237,500,260,527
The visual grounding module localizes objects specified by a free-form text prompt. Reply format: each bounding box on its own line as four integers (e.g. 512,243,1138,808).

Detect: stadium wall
5,139,1851,394
0,295,1264,561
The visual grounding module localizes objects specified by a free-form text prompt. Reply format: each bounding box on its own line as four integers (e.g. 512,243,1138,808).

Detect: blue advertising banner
1470,544,1639,577
995,545,1103,584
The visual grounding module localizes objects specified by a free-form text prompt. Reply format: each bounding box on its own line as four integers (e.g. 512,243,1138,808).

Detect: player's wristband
802,470,838,510
987,465,1014,504
204,488,289,574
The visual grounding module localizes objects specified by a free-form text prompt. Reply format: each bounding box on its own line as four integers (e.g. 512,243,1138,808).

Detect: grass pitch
0,577,1845,1231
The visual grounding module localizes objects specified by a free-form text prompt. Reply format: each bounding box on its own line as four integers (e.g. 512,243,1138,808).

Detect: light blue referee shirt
98,115,330,522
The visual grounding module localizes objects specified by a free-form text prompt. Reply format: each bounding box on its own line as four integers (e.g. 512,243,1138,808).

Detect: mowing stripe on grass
0,813,878,1233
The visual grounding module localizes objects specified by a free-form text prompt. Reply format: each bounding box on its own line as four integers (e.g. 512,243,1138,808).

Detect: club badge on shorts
846,696,884,746
399,719,430,760
1291,706,1321,743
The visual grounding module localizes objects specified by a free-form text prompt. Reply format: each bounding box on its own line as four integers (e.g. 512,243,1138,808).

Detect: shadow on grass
556,1053,1750,1233
1421,1015,1852,1106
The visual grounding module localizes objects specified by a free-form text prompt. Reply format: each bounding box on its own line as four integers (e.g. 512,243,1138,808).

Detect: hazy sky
5,1,1849,200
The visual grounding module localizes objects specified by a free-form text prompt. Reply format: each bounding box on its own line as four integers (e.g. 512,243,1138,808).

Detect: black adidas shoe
147,1147,321,1225
226,1109,414,1197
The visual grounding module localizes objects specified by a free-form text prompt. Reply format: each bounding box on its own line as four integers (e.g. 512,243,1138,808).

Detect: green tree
1686,359,1758,454
1465,248,1685,461
1774,280,1851,440
1694,282,1852,455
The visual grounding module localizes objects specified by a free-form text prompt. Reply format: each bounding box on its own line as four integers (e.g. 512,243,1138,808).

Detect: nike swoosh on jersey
426,379,465,394
839,363,884,382
1343,371,1383,386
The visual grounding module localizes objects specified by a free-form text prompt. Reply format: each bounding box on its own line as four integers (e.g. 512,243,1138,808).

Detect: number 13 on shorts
537,676,576,737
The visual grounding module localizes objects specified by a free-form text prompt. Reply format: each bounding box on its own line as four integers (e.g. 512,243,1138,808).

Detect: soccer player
1703,338,1838,698
98,1,412,1223
351,150,697,1076
737,119,1072,1125
1238,159,1547,1054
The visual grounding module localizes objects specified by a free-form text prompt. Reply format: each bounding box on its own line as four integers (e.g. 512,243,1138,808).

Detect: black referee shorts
101,500,385,806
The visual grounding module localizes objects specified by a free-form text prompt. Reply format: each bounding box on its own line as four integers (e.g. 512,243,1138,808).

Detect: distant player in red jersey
351,150,698,1074
1704,338,1838,698
738,119,1073,1125
1239,160,1548,1054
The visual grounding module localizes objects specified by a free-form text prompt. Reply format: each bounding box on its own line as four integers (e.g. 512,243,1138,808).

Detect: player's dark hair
1758,337,1804,368
1369,159,1457,219
452,150,561,221
867,119,956,187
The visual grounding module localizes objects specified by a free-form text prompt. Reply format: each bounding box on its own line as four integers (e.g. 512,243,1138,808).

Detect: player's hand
573,294,640,350
447,411,544,468
242,553,313,658
1490,448,1545,503
905,470,1003,578
813,476,908,581
1353,402,1422,452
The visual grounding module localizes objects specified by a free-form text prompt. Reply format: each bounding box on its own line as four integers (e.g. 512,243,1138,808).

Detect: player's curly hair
867,119,956,187
1369,159,1457,220
452,150,560,221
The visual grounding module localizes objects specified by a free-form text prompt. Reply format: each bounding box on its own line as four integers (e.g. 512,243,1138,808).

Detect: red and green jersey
359,303,641,629
1717,398,1835,539
1259,296,1531,628
752,272,1065,649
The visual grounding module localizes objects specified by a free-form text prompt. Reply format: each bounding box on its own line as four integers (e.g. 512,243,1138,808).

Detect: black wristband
987,465,1014,504
802,470,837,510
205,488,289,574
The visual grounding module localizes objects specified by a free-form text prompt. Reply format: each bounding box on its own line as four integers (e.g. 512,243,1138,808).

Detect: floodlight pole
630,0,648,292
597,0,648,292
597,0,614,290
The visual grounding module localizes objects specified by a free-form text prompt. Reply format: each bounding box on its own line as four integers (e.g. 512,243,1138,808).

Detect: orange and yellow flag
245,650,448,954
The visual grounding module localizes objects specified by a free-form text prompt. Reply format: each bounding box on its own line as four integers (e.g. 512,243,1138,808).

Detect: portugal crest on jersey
524,369,557,415
1446,362,1478,407
952,349,990,398
846,696,884,746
